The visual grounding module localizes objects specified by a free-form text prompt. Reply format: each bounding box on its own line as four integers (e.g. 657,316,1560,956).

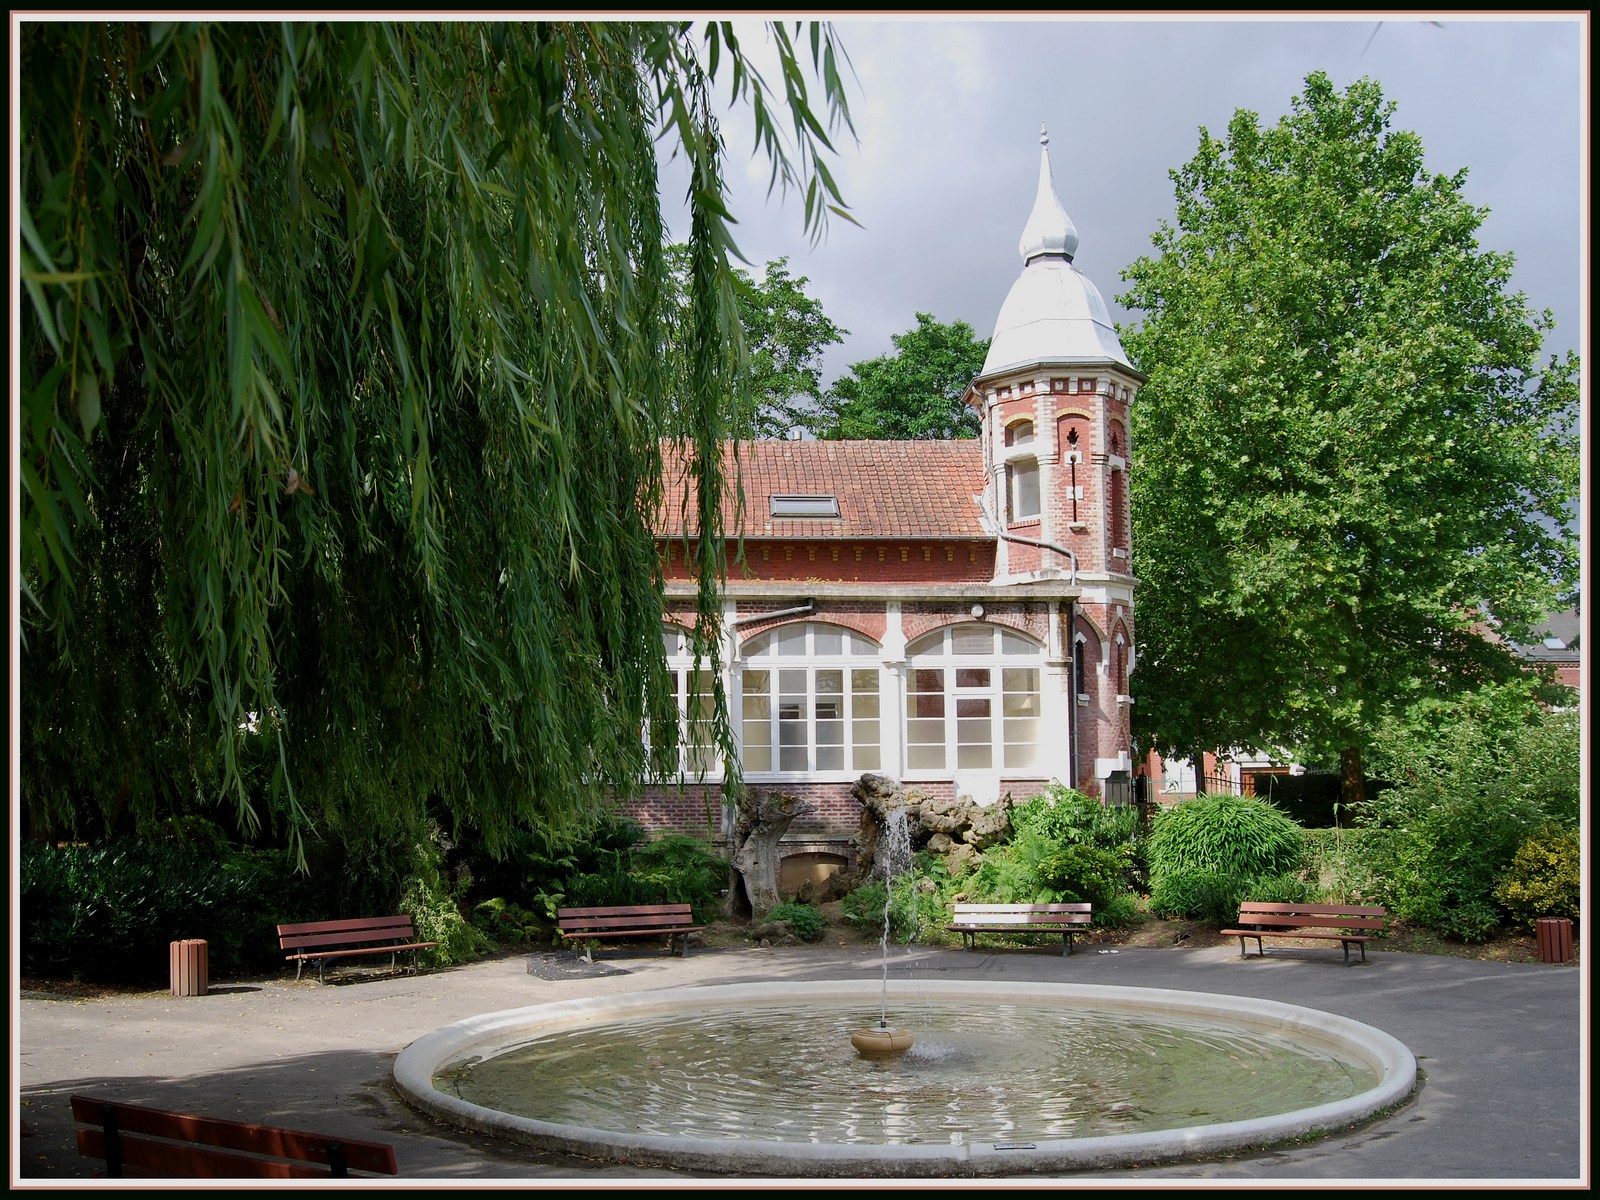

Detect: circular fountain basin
394,980,1415,1177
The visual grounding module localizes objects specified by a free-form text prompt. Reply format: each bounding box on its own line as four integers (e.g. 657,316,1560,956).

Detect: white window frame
903,624,1044,778
659,624,724,781
739,622,882,780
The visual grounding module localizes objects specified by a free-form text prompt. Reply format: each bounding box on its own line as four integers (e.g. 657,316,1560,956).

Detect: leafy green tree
734,258,849,438
1119,72,1580,807
660,248,846,439
18,20,853,862
812,313,989,439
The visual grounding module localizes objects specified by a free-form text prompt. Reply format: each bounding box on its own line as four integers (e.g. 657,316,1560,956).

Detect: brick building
626,131,1143,883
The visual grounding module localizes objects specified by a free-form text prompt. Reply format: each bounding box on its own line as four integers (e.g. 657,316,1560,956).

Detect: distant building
625,130,1142,884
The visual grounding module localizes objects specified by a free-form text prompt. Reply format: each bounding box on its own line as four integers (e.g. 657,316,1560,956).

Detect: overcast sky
665,14,1586,389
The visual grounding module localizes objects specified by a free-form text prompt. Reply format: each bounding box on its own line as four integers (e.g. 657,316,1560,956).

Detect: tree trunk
723,788,808,920
1339,745,1366,813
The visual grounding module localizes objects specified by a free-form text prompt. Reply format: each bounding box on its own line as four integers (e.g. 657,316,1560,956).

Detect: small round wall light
971,604,985,620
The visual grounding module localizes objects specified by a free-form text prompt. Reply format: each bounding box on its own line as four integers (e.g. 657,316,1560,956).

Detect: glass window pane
1000,630,1037,656
816,669,843,695
907,631,946,657
954,668,991,690
779,669,807,696
957,717,991,745
813,628,843,656
907,718,944,747
910,668,944,693
1003,742,1039,770
952,626,993,655
852,719,879,746
956,743,993,769
743,694,771,722
743,669,769,692
955,696,991,719
779,744,807,771
816,745,843,770
744,745,771,772
853,692,880,718
908,743,945,770
1002,692,1039,717
743,632,771,657
849,632,878,656
1003,717,1039,744
851,668,879,693
1003,667,1039,693
663,628,681,656
777,625,808,655
906,693,944,719
853,746,881,771
1013,462,1041,518
815,696,842,721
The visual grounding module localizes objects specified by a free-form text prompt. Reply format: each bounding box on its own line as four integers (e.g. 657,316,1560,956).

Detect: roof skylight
770,494,840,519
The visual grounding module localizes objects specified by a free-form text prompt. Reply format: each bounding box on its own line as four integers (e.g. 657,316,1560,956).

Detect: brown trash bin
169,939,209,996
1535,917,1573,964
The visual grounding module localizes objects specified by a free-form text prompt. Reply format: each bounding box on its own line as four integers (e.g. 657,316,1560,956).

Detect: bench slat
283,942,437,962
555,905,701,962
1224,903,1389,965
945,902,1093,957
71,1096,398,1178
276,915,434,983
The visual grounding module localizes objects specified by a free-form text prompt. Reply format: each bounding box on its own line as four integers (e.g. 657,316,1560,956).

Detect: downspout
731,599,816,627
974,496,1079,587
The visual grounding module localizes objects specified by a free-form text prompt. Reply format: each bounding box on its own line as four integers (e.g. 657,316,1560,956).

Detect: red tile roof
658,440,990,540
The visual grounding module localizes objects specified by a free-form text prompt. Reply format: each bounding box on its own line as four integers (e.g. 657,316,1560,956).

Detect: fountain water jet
853,801,914,1057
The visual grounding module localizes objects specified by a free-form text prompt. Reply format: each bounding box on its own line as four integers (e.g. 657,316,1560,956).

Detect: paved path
14,941,1586,1187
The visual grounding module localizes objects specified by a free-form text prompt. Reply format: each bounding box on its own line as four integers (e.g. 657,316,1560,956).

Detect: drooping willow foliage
19,20,854,862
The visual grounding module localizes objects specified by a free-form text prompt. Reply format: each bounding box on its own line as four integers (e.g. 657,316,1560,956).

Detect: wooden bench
557,903,704,963
277,914,438,984
1220,901,1389,966
71,1095,398,1178
947,902,1093,957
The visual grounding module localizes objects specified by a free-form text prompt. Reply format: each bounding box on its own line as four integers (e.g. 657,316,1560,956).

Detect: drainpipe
731,599,816,627
975,497,1079,587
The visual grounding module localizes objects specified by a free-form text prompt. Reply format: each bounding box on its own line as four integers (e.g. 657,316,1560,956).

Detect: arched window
1005,419,1034,447
661,624,719,777
740,623,880,775
905,624,1042,773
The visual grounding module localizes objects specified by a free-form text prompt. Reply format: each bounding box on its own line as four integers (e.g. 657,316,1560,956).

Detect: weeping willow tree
19,20,854,863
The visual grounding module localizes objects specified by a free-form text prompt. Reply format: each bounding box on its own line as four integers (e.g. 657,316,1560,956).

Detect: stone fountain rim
394,979,1416,1178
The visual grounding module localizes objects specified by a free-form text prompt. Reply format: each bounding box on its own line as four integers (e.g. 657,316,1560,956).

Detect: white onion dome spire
980,124,1130,377
1018,125,1080,262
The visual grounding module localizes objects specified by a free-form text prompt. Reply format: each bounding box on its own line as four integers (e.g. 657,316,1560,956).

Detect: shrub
399,833,491,966
1495,827,1580,932
1148,793,1307,877
20,838,293,982
1148,869,1245,924
1246,872,1317,905
471,898,546,944
765,902,827,943
1092,892,1142,929
1035,844,1126,910
1301,827,1386,906
1011,785,1148,888
840,880,929,942
628,835,728,924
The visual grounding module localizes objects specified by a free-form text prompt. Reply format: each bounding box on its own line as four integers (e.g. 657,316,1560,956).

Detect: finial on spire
1018,129,1079,263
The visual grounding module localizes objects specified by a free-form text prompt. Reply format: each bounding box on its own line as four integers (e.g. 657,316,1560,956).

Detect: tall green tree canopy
661,247,846,439
1119,72,1580,802
811,312,989,440
18,20,853,860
